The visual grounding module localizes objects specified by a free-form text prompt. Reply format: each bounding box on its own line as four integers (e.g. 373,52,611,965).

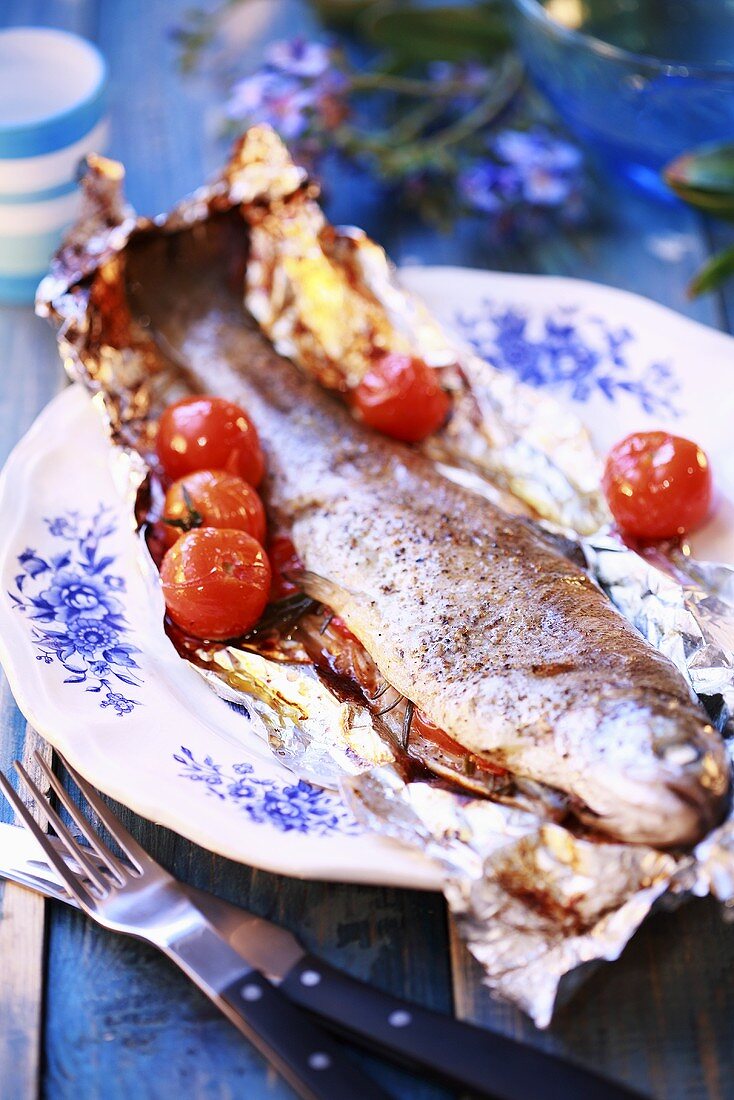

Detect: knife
0,822,647,1100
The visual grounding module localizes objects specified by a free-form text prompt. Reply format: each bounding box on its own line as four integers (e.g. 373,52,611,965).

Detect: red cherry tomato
268,535,304,600
160,528,271,640
411,709,446,740
162,470,266,549
411,709,507,775
328,615,358,643
352,353,451,443
156,396,265,487
603,431,713,541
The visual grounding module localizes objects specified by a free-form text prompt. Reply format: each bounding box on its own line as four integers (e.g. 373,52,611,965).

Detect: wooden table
2,3,734,1098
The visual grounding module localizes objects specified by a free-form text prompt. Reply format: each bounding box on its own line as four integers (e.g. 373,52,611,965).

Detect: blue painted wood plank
448,896,734,1100
0,0,98,1093
45,836,453,1099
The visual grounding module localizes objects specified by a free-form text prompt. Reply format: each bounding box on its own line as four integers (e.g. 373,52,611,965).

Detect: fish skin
126,223,731,849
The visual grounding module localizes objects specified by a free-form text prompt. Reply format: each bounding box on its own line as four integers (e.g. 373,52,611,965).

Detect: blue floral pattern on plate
455,300,681,416
9,507,142,716
174,746,362,836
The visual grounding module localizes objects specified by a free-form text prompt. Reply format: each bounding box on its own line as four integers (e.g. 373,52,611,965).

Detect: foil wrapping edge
35,128,734,1028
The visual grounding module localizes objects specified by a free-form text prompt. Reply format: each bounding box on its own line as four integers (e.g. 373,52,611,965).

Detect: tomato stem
163,485,204,534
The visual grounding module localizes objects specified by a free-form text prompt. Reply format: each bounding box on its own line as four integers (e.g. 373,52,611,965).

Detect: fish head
576,696,730,848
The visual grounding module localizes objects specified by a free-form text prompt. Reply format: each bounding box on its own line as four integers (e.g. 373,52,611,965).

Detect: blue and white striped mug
0,27,108,305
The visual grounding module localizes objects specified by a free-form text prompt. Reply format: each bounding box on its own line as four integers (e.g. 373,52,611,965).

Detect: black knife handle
281,955,648,1100
219,969,391,1100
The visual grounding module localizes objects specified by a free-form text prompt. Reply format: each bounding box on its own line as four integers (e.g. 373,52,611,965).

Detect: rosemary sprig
401,699,415,750
243,592,319,639
173,3,587,237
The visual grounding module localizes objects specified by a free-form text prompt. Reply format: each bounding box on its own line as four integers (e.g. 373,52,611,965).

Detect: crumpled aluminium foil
36,128,734,1027
238,127,609,537
583,534,734,725
346,768,681,1026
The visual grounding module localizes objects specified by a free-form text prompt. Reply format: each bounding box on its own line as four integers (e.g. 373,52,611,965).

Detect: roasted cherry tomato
156,396,264,487
352,353,451,443
602,430,713,541
268,535,304,600
328,615,358,643
411,710,507,776
160,528,271,640
162,470,266,549
411,709,446,740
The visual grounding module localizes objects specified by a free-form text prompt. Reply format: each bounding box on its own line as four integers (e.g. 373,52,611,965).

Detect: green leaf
688,246,734,298
664,143,734,218
360,2,512,63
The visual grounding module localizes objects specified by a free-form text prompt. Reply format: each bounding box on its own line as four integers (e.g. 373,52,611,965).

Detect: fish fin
300,569,348,608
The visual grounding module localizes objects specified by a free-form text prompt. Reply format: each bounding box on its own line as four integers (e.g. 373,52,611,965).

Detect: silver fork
0,751,390,1100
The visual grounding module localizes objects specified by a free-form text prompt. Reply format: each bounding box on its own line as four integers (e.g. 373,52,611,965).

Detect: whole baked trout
117,210,728,850
39,153,730,850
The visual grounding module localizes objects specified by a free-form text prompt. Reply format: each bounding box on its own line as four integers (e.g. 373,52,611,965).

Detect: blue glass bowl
509,0,734,194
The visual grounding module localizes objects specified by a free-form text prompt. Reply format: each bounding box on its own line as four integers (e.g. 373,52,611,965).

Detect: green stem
330,124,391,157
385,99,447,145
351,71,456,96
333,54,524,177
424,55,524,152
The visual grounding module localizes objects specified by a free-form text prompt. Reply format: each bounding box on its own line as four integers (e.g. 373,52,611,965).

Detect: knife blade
0,821,647,1100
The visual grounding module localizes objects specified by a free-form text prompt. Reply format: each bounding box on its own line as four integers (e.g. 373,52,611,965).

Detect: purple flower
426,60,490,113
522,169,573,206
266,39,331,78
225,39,347,143
105,575,125,591
226,72,315,139
492,129,582,171
458,162,519,213
40,569,122,623
491,129,583,208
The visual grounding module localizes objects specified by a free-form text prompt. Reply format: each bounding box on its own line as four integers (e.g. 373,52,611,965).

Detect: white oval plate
1,266,732,888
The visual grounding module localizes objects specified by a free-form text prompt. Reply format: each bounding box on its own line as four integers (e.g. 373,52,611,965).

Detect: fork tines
0,750,143,907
